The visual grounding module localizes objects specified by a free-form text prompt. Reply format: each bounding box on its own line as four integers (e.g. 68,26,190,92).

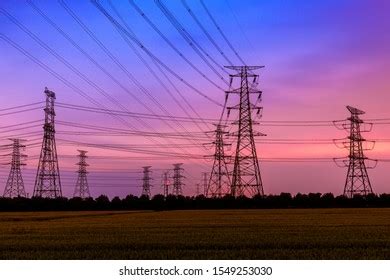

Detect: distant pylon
73,150,90,199
141,166,152,197
33,87,62,198
172,163,185,196
206,124,231,197
226,66,265,197
334,106,376,198
202,172,208,196
196,183,200,196
162,171,170,197
3,139,27,198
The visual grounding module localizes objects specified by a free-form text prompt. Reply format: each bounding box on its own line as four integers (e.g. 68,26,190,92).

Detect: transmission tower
141,166,152,197
172,163,185,196
202,172,208,196
33,87,62,198
196,183,200,196
334,106,375,198
73,150,90,198
3,139,27,198
206,124,231,197
162,171,170,197
226,66,265,197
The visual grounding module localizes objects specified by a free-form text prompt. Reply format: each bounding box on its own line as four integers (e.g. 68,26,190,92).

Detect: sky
0,0,390,198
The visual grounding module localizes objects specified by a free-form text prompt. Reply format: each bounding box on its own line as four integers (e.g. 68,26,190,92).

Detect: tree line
1,193,390,211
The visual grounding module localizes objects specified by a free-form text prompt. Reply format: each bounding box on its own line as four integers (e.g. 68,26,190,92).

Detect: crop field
0,209,390,259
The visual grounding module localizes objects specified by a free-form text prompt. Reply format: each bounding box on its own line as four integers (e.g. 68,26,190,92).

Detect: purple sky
0,0,390,198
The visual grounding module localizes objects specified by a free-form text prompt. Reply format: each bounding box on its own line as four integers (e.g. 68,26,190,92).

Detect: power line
223,0,256,56
0,30,210,170
31,0,211,151
91,0,223,107
128,0,226,90
155,0,229,81
64,0,214,145
200,0,246,65
181,0,234,66
108,0,213,135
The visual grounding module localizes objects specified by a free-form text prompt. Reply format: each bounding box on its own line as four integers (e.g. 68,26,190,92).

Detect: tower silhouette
33,87,62,198
141,166,152,197
337,106,375,198
226,66,265,197
202,172,208,196
73,150,90,198
172,163,184,196
3,139,27,198
206,124,231,197
162,171,170,198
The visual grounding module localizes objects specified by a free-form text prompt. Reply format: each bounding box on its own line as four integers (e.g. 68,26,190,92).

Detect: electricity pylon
334,106,376,198
172,163,185,196
226,66,265,197
141,166,152,197
202,172,208,196
162,171,170,197
206,124,231,197
3,139,27,198
33,87,62,198
73,150,90,198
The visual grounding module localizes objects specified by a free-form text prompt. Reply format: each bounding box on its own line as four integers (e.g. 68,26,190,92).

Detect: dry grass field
0,209,390,259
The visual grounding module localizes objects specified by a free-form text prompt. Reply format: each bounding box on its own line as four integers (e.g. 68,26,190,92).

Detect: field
1,209,390,259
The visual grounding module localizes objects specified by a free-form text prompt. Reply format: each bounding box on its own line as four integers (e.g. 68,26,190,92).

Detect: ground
0,209,389,259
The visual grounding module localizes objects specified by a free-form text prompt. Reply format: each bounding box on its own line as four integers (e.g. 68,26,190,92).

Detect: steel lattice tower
73,150,90,198
172,163,185,196
162,171,170,197
202,172,208,196
227,66,265,197
33,87,62,198
342,106,374,198
141,166,152,197
206,124,231,197
3,139,27,198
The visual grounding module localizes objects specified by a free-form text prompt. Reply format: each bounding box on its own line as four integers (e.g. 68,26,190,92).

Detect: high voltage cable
6,120,390,146
127,0,226,90
55,138,205,159
199,0,246,65
4,118,390,145
56,120,209,138
56,130,210,141
223,0,256,56
1,6,178,152
0,30,158,141
0,7,170,137
108,0,213,134
28,1,213,170
60,0,212,136
0,28,209,169
31,0,211,151
0,120,43,130
55,125,209,143
0,106,43,117
56,102,217,124
55,102,350,126
181,0,234,66
0,101,44,112
154,0,229,80
91,0,223,107
0,125,42,134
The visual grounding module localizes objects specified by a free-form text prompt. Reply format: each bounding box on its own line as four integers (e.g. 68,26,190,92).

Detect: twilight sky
0,0,390,198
